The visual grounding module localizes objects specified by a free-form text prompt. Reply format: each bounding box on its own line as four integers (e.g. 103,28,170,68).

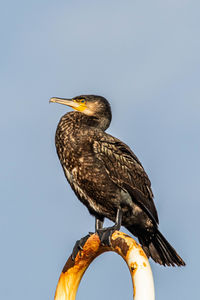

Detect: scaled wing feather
93,136,159,224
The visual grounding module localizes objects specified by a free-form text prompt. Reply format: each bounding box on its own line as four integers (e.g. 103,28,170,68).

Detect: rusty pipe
54,231,155,300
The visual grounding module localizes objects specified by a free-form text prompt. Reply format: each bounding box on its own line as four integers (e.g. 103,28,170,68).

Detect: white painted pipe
125,238,155,300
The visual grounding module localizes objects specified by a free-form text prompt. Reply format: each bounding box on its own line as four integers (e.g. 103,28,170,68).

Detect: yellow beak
50,97,87,112
50,97,78,107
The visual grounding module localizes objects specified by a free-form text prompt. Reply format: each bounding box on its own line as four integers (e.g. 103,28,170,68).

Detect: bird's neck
62,111,111,131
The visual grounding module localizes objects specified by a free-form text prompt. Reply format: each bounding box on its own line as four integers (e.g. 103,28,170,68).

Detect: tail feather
155,230,185,266
134,229,185,266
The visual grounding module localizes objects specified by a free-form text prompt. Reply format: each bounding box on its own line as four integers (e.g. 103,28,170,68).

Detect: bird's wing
93,135,159,224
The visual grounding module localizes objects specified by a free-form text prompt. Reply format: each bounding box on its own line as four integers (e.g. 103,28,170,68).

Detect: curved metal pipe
54,231,155,300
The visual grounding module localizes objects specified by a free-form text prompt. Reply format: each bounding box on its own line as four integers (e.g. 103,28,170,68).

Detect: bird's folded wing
93,136,159,224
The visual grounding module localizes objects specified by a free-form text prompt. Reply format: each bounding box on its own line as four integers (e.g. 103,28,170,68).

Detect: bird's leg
97,208,123,246
114,208,123,231
95,217,104,231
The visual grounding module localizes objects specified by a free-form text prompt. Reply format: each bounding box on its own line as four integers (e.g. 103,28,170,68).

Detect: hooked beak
49,97,79,108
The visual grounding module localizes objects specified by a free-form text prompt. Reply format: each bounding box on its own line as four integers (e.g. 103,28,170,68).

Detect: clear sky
1,1,199,299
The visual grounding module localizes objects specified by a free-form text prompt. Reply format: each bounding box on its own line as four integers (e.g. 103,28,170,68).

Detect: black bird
50,95,185,266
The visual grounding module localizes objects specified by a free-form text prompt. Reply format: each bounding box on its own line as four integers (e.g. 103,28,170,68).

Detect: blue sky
1,1,199,299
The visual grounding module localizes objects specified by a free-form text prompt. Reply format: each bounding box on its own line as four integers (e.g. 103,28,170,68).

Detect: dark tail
129,227,185,266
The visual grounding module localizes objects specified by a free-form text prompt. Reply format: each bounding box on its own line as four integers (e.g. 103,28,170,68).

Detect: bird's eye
80,99,85,103
73,98,86,104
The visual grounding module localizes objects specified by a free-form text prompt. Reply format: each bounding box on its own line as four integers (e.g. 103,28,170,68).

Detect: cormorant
50,95,185,266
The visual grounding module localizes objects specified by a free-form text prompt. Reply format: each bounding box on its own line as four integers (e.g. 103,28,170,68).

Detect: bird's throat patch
73,104,87,112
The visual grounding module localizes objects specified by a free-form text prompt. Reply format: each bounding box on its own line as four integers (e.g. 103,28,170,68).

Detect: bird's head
50,95,112,130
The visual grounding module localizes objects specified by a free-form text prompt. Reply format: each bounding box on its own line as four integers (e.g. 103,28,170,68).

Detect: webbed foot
71,234,91,260
96,209,122,246
97,226,117,246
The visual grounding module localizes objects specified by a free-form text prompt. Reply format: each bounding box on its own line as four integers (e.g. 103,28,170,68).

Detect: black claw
71,234,90,260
